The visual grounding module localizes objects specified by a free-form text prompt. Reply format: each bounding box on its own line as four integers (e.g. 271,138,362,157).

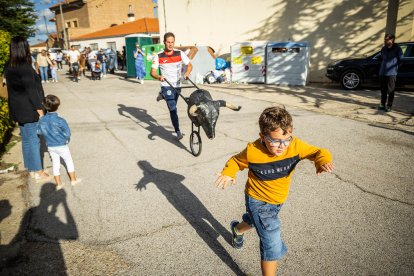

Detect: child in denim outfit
38,95,81,189
215,106,334,275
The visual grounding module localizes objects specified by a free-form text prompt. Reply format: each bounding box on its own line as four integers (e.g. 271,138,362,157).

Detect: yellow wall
158,0,414,82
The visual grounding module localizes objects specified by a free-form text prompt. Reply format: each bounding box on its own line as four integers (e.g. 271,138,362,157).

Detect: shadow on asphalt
135,161,246,276
0,183,78,275
117,104,192,154
368,123,414,136
118,77,140,84
209,83,414,114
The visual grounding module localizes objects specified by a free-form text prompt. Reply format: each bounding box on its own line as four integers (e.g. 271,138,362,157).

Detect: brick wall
53,0,154,39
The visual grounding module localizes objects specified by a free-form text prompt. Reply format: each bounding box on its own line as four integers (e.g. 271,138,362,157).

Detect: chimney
128,5,135,22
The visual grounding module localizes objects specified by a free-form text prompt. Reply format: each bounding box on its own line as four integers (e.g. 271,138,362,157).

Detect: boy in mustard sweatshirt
215,106,334,275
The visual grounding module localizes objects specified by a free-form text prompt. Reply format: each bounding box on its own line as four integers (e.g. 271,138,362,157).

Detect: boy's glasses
263,135,292,147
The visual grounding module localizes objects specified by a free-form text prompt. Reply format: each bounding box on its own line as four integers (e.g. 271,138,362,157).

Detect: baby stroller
91,60,101,80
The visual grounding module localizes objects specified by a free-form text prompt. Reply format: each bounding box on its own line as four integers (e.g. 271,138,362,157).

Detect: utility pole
43,15,50,49
59,2,69,50
43,15,49,36
385,0,399,36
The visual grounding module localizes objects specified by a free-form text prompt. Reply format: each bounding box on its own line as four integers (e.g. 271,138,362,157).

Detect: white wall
70,36,126,52
158,0,414,82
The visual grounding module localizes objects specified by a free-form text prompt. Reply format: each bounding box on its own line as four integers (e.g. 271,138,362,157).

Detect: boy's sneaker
140,79,144,84
385,106,392,112
56,184,64,190
230,220,244,249
377,104,385,110
71,178,82,186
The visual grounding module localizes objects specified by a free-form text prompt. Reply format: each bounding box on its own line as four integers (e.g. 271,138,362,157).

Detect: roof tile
71,18,159,41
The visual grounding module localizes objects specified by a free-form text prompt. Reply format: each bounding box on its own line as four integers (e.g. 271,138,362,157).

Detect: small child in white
51,59,58,82
38,95,81,189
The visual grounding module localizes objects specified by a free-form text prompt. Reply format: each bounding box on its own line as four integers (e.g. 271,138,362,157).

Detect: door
397,44,414,84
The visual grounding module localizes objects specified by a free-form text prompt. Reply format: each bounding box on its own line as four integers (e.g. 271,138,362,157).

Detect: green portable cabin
141,44,165,80
125,35,152,78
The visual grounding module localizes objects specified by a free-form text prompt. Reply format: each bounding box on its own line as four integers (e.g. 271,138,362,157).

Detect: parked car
326,42,414,90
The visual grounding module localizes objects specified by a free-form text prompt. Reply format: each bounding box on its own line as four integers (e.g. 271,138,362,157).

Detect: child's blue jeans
242,194,287,261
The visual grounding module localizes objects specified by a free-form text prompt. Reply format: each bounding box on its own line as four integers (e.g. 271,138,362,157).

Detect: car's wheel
340,70,362,90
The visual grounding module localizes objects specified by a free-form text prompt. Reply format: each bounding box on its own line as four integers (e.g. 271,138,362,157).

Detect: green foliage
0,97,14,150
0,30,11,75
0,0,37,38
0,30,14,152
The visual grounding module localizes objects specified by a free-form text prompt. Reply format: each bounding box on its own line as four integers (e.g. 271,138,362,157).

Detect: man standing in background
378,33,403,112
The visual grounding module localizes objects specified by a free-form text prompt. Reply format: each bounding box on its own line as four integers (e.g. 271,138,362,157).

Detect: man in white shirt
56,50,63,71
151,32,193,140
68,45,80,82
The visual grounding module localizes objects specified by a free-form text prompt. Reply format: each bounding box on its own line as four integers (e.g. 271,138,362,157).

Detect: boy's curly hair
259,106,293,135
43,94,60,112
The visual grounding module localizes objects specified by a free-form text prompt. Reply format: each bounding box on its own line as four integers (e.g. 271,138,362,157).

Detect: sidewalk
203,82,414,133
0,73,413,274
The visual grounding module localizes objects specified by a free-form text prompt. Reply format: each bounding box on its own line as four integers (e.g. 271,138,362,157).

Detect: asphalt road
4,72,413,275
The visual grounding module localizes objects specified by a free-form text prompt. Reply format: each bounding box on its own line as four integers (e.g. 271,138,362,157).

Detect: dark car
326,42,414,90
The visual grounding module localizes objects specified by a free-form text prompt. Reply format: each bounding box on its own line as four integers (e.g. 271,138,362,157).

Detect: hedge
0,30,14,152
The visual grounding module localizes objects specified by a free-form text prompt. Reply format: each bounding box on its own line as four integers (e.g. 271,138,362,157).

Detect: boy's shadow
0,183,78,275
135,160,245,275
117,104,190,153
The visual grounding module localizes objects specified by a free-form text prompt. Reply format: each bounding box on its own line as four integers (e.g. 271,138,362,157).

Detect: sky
30,0,158,45
30,0,57,45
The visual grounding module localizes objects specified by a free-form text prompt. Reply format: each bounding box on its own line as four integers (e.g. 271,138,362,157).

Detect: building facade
69,18,159,51
50,0,155,44
157,0,414,82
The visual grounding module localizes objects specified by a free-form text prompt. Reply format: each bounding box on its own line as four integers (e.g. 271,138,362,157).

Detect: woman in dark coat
5,37,50,180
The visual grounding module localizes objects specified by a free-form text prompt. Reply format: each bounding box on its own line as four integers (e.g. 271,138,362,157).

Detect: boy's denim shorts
161,86,181,111
242,195,287,261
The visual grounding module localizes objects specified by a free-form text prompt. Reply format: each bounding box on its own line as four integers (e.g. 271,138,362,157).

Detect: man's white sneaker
41,80,45,84
175,131,184,140
140,79,144,84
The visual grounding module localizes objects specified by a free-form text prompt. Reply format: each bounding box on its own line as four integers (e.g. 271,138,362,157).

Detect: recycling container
231,41,267,83
265,41,310,86
142,43,165,80
125,34,152,78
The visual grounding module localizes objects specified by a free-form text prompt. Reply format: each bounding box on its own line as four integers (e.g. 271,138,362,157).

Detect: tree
0,0,37,38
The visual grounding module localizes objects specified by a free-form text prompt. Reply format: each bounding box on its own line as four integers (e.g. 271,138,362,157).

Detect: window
107,42,116,50
90,43,98,51
400,45,408,56
66,21,71,28
73,20,78,28
405,45,414,58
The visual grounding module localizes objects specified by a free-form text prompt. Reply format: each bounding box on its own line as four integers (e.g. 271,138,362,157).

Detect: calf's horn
189,105,198,116
226,102,242,111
